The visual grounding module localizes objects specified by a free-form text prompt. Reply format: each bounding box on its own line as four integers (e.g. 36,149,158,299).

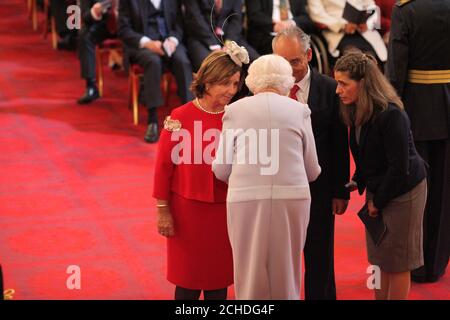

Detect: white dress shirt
272,0,294,22
139,0,179,50
292,66,311,104
151,0,162,9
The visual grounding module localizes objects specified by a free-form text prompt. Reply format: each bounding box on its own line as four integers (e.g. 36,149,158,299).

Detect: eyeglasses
289,54,309,67
289,58,302,67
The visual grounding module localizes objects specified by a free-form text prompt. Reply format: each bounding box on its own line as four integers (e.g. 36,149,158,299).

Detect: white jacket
212,92,321,203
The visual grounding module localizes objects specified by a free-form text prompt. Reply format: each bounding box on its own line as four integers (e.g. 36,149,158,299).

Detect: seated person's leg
130,48,163,143
77,24,110,104
168,44,194,104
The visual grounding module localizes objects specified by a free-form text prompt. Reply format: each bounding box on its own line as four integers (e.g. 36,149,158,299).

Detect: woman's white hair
245,54,295,96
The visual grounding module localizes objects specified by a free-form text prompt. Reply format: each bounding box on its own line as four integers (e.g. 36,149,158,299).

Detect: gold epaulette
408,69,450,84
397,0,414,7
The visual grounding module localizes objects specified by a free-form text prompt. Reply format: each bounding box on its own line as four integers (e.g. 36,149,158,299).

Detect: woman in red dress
153,44,249,300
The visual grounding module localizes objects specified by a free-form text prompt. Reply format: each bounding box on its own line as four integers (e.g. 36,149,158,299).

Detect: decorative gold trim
397,0,413,7
408,69,450,84
4,288,15,300
409,69,450,75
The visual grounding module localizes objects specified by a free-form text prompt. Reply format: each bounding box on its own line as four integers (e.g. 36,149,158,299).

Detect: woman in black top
334,52,427,300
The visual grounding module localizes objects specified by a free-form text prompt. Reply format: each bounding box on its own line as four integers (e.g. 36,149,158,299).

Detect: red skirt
167,192,234,290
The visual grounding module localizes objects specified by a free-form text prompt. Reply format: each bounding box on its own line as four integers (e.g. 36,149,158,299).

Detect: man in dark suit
77,0,117,104
119,0,193,143
246,0,316,55
273,26,350,300
182,0,259,71
386,0,450,283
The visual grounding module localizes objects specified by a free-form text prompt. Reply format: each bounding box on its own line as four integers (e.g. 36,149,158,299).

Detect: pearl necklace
195,98,225,115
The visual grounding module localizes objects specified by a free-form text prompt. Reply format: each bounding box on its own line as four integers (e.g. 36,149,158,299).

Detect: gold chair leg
27,0,32,18
31,0,38,31
128,68,133,110
96,47,103,97
132,73,139,125
51,17,58,49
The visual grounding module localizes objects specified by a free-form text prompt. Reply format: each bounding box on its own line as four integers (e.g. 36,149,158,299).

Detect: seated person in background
374,0,395,43
183,0,259,72
119,0,193,143
78,0,118,104
51,0,78,51
307,0,387,62
246,0,316,55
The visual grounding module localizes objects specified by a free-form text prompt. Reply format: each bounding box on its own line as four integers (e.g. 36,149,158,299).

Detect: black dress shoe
77,87,100,104
144,123,159,143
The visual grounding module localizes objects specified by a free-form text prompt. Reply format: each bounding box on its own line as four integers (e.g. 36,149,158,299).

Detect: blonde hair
190,51,243,98
334,51,403,126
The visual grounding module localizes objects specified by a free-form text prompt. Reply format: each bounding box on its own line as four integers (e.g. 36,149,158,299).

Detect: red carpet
0,0,448,300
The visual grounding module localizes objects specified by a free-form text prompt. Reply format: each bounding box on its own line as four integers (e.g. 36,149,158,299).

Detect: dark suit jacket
308,69,350,204
386,0,450,141
246,0,315,48
118,0,184,49
183,0,244,47
350,104,427,210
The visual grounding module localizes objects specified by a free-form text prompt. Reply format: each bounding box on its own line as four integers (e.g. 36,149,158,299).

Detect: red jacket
153,102,227,203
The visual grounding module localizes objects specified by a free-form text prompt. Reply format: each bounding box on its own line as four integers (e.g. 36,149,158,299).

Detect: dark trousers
303,196,336,300
413,139,450,281
78,23,111,80
128,44,193,109
186,37,259,72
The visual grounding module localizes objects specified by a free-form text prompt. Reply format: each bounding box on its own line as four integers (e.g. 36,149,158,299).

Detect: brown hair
190,51,243,98
334,51,404,126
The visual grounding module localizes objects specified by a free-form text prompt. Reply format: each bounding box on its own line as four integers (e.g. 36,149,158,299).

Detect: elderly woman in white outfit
212,54,321,300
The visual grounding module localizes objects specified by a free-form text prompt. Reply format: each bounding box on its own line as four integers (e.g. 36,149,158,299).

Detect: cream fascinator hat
223,40,250,67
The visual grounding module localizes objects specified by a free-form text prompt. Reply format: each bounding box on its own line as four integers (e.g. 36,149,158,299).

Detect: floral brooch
163,116,182,132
